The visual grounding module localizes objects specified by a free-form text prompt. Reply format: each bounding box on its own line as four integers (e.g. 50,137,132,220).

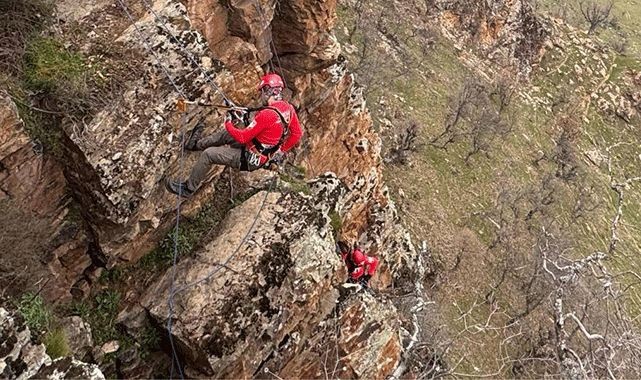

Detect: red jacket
340,249,379,280
225,100,303,157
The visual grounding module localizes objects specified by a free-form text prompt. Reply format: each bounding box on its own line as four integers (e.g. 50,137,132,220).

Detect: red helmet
258,73,284,91
351,249,366,266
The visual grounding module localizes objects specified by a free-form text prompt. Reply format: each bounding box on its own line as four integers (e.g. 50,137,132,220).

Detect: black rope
253,0,289,88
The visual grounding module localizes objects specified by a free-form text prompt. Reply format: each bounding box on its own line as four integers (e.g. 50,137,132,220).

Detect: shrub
0,200,52,297
0,0,54,76
17,293,51,334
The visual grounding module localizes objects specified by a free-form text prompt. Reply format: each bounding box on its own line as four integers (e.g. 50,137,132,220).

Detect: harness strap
239,148,249,171
249,106,291,157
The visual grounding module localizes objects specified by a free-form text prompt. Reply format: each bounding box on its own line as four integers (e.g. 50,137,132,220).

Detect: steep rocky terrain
4,0,640,378
1,304,104,379
1,0,421,377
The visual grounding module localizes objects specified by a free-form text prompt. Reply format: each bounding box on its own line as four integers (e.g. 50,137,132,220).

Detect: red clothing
340,249,379,280
224,100,303,153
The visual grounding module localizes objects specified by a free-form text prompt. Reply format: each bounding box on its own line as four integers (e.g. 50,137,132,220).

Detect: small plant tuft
279,173,311,195
329,210,342,236
139,326,161,359
68,290,122,346
44,328,70,359
17,292,51,334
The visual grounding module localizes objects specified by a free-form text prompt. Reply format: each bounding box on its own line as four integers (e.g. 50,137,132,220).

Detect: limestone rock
0,306,104,380
32,357,105,380
141,182,343,377
335,293,401,379
8,0,424,376
433,0,550,76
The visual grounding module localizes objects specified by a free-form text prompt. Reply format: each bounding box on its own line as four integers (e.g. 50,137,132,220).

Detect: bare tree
431,78,513,162
385,122,422,165
430,79,484,149
579,1,614,35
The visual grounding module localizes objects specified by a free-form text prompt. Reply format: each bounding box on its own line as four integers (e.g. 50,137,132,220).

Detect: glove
270,150,286,165
225,109,246,124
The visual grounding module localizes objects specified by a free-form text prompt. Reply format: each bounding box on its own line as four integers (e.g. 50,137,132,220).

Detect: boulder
141,182,344,377
60,317,93,359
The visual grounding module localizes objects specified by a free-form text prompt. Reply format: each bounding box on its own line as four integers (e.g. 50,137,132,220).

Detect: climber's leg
195,129,236,150
186,146,242,191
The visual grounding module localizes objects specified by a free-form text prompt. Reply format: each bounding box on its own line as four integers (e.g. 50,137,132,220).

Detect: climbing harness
241,106,291,171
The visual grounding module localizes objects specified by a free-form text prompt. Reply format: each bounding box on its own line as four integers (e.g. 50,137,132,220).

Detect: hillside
336,0,641,377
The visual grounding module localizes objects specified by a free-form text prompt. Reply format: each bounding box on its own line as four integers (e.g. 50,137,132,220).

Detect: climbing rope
114,1,188,377
116,1,289,377
167,110,188,380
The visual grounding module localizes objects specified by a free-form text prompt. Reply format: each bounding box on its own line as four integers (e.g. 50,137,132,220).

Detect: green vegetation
17,293,71,359
139,325,161,359
44,328,71,359
279,173,311,195
338,0,641,376
0,0,54,76
69,289,122,345
24,37,86,92
329,210,342,236
140,196,240,271
537,0,641,58
17,293,52,334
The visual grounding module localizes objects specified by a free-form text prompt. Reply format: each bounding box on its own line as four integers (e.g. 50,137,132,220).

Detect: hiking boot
165,179,194,197
182,123,205,151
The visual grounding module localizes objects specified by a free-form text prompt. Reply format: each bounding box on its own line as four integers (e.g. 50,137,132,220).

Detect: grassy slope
336,0,641,375
537,0,641,58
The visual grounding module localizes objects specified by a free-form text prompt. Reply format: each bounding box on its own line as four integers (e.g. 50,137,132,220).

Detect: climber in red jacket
166,73,303,196
337,241,379,288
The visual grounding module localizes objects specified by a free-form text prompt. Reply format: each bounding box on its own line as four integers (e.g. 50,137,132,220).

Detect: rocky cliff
2,0,420,377
0,304,104,379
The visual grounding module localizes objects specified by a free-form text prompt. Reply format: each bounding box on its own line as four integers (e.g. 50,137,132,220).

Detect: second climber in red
166,73,303,196
337,241,379,288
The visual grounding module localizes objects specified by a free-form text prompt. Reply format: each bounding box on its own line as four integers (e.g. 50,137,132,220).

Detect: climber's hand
270,150,286,165
226,109,246,124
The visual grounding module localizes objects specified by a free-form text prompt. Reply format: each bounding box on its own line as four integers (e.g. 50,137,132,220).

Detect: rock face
143,184,341,376
54,0,240,265
0,93,91,303
38,0,413,298
60,317,93,360
0,306,104,379
5,0,421,376
141,175,405,377
432,0,549,75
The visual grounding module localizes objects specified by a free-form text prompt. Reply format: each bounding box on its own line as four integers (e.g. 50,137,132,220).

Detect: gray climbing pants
186,130,243,191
